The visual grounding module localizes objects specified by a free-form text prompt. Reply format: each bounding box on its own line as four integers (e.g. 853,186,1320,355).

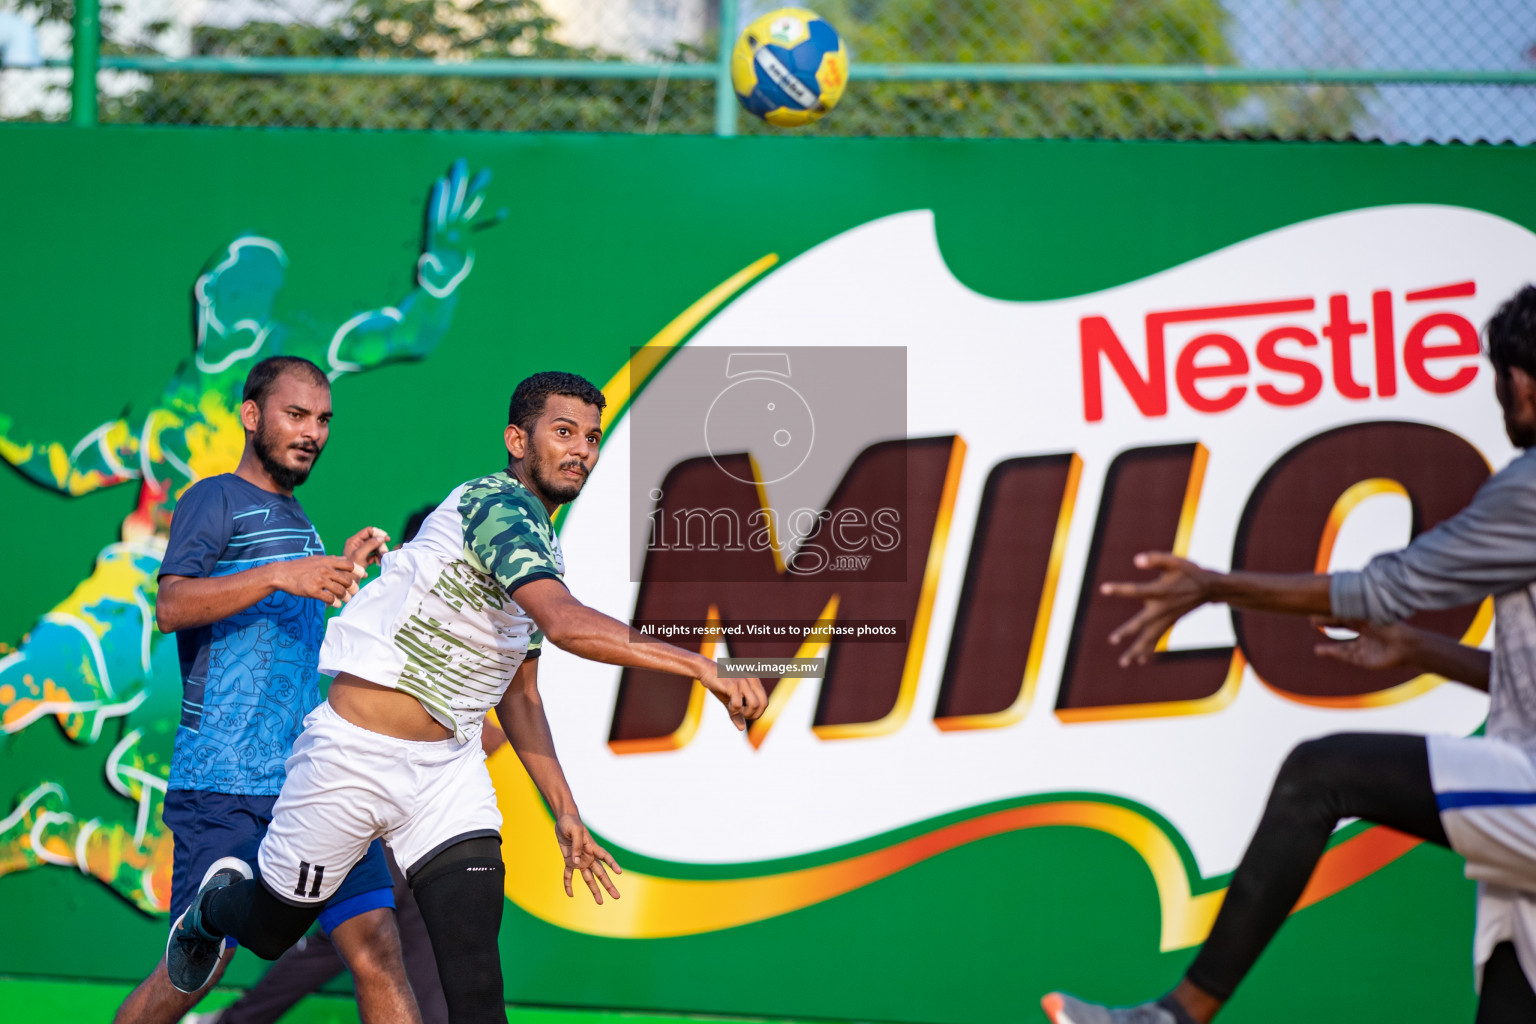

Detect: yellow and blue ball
731,8,848,128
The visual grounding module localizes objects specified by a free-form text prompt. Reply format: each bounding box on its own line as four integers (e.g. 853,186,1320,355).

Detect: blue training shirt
160,473,327,795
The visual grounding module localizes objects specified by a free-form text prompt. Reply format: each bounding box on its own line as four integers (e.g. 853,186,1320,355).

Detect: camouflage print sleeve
459,473,563,595
525,629,545,659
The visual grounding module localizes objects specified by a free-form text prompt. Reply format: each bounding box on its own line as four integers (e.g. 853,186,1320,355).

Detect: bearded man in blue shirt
115,355,419,1024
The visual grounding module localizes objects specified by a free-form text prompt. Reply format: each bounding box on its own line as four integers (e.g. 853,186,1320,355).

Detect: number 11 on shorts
294,861,325,899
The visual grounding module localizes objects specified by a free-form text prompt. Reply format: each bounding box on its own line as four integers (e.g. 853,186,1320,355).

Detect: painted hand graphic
418,159,496,299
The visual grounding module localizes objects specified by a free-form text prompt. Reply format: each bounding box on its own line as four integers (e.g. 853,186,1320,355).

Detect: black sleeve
160,479,235,579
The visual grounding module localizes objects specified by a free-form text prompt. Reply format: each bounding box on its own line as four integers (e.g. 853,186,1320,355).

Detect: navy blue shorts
163,789,393,936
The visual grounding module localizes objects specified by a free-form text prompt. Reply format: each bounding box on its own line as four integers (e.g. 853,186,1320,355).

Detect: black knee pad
410,835,504,889
205,877,323,961
1273,733,1363,800
1278,735,1335,782
411,837,507,1024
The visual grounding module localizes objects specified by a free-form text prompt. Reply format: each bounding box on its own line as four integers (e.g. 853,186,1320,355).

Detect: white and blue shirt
160,473,326,795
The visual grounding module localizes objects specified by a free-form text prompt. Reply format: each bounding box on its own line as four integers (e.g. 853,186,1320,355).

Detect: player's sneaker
1041,992,1194,1024
165,856,250,993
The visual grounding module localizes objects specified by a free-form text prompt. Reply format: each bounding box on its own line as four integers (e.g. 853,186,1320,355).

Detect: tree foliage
9,0,1361,138
761,0,1363,139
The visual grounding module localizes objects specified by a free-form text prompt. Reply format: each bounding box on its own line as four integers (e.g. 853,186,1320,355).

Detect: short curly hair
508,371,606,433
1486,285,1536,380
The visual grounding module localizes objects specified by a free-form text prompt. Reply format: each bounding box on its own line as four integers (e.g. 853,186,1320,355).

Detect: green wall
0,124,1530,1023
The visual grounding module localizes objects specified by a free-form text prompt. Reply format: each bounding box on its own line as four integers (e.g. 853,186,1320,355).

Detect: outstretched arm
494,656,622,904
1101,552,1331,667
0,411,141,496
322,160,499,378
1312,618,1491,692
1106,464,1536,667
513,577,768,731
465,482,763,729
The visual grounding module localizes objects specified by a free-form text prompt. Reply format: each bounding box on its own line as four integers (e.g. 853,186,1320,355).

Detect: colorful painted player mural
0,159,496,915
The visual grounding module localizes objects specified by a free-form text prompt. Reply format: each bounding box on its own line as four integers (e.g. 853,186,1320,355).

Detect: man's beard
527,444,587,504
253,416,322,491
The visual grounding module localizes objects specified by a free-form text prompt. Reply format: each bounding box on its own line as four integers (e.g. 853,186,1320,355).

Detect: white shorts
1429,734,1536,985
257,701,501,904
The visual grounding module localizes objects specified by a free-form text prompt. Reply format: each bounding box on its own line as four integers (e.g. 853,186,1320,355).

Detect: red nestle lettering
1404,312,1480,394
1175,334,1248,413
1255,326,1323,407
1080,316,1166,423
1406,280,1476,302
1322,295,1371,400
1078,285,1479,422
1371,290,1397,398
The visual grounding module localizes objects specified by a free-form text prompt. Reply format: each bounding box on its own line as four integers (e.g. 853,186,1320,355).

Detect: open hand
695,660,768,731
271,556,365,609
1311,617,1418,670
555,812,622,905
1101,552,1218,668
343,526,390,569
418,159,496,298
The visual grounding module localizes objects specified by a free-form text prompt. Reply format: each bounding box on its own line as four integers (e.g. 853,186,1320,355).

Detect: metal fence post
713,0,737,137
71,0,99,126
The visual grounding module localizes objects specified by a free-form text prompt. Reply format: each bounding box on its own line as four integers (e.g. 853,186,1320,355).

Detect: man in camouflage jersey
161,371,768,1022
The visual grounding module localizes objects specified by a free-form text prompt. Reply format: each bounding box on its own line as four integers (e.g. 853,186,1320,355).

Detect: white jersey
319,471,564,743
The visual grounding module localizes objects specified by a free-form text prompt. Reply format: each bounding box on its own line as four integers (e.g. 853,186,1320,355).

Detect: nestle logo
1081,281,1480,421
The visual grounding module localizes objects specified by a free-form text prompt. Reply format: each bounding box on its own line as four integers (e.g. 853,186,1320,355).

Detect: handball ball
731,8,848,127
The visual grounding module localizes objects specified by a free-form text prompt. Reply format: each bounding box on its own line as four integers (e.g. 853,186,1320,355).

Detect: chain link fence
1,0,1533,141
